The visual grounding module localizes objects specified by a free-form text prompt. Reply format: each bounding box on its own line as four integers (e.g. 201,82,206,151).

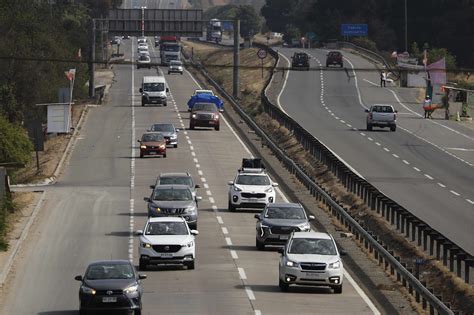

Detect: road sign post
341,24,368,37
257,49,267,78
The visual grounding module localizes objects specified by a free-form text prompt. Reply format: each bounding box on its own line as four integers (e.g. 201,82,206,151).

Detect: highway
277,48,474,255
0,36,382,314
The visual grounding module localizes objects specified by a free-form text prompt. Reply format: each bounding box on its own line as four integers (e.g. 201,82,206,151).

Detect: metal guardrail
182,43,457,314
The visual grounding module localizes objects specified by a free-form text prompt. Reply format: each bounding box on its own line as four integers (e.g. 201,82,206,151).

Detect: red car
138,132,167,158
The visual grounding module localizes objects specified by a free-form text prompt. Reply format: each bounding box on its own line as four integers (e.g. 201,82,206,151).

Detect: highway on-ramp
0,40,381,314
276,48,474,255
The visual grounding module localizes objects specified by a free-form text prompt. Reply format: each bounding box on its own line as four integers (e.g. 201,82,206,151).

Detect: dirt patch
185,41,474,314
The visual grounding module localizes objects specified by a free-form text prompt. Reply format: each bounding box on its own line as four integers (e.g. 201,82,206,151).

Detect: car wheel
333,285,343,294
168,71,170,75
187,260,195,270
139,260,147,271
135,309,142,315
189,124,194,130
215,124,220,131
163,153,167,158
228,200,235,212
141,102,145,107
326,63,329,67
180,72,183,75
79,309,87,315
164,102,167,106
256,238,265,251
173,144,178,148
279,279,289,292
140,153,144,158
366,124,373,131
390,125,396,132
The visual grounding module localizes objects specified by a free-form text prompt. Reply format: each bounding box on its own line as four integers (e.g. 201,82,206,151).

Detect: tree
0,114,32,165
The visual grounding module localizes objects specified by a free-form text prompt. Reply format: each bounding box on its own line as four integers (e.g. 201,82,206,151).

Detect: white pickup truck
365,104,397,131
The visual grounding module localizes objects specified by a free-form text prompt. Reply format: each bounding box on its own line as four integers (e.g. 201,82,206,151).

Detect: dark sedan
189,102,220,131
255,203,315,250
138,132,167,158
75,260,146,315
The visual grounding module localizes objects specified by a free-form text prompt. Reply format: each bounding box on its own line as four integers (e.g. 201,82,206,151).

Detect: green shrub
0,114,33,165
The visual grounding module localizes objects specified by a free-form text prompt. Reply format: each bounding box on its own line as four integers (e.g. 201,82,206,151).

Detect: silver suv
255,203,314,250
144,185,201,229
278,232,345,293
148,123,179,148
151,172,200,201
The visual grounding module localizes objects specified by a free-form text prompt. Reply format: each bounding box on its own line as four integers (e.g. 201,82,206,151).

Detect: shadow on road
240,284,333,294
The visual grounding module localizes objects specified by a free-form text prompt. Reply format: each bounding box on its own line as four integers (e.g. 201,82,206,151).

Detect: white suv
228,161,278,211
279,231,344,293
137,217,198,270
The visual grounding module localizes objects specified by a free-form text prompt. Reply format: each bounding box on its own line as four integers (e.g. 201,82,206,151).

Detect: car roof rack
239,158,266,173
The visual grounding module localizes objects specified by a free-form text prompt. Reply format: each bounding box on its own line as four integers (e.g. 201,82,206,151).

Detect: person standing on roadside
380,71,387,87
423,96,432,118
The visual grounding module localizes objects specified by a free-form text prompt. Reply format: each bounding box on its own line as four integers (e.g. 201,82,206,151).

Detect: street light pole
404,0,408,52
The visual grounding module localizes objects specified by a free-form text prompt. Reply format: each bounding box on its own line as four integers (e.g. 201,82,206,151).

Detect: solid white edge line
276,52,291,115
343,270,381,315
129,38,136,264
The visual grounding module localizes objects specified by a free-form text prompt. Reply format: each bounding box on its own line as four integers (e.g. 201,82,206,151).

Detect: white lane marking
255,311,262,315
191,151,196,156
403,160,410,165
238,267,247,280
424,174,434,180
360,132,366,136
225,237,232,246
193,158,198,163
216,216,224,224
183,131,188,135
201,177,206,183
450,190,460,196
445,147,474,152
209,197,215,204
367,137,373,141
198,170,203,175
383,148,390,152
212,205,218,211
129,39,136,263
276,52,291,115
275,187,289,203
343,270,381,315
230,250,239,259
375,142,381,146
413,167,421,172
347,124,352,128
466,199,474,205
203,183,209,189
188,140,192,145
206,190,212,196
340,120,346,124
437,183,446,188
196,164,200,168
245,286,256,300
392,154,399,158
190,145,194,150
222,227,229,235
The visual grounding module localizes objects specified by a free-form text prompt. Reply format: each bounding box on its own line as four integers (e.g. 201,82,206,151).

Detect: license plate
158,253,173,257
304,272,324,279
149,151,157,155
280,235,289,240
102,297,117,303
249,198,258,202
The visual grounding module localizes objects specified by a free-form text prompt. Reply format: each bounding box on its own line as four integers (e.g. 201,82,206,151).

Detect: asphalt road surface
277,48,474,255
0,39,382,315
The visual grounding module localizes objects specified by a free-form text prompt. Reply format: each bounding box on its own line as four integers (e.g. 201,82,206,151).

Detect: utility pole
404,0,408,52
89,19,96,98
233,19,240,99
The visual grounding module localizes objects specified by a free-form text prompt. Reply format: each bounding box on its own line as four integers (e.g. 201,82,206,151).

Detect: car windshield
170,61,182,66
145,221,188,235
153,188,192,201
143,82,164,92
372,106,394,113
163,45,180,52
151,124,174,132
192,103,217,112
264,207,306,219
142,133,164,142
196,91,213,96
86,263,134,280
236,175,270,186
159,176,193,187
288,238,337,255
139,55,149,61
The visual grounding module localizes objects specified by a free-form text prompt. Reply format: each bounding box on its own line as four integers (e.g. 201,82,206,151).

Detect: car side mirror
137,139,141,142
139,88,143,93
190,229,199,235
74,275,83,281
143,197,150,202
254,214,261,220
272,183,279,187
196,196,202,201
138,274,147,280
135,230,143,236
149,185,155,189
308,215,315,221
228,181,233,185
364,109,369,113
195,184,200,188
339,250,347,256
277,248,284,254
166,88,170,93
395,110,398,113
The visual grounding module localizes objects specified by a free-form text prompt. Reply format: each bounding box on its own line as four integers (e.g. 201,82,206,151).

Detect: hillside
191,0,265,11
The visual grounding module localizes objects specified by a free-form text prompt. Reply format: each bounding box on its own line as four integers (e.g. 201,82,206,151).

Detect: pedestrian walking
380,71,387,87
423,96,432,118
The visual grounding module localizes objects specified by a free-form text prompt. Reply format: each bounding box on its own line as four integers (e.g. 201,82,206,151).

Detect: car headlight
81,285,96,295
142,92,149,97
297,223,311,231
142,243,152,248
259,224,269,237
124,284,139,294
233,186,242,192
140,145,147,149
264,187,273,193
286,260,299,267
182,240,194,248
328,260,341,269
192,114,197,118
184,206,196,214
170,134,177,139
159,144,166,149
